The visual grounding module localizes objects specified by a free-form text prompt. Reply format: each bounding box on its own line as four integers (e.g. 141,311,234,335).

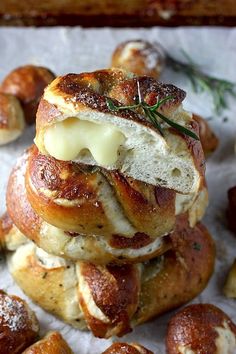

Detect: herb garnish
106,81,199,140
193,242,202,251
166,50,236,114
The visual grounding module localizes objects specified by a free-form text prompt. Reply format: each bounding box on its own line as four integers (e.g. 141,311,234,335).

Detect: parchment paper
0,26,236,354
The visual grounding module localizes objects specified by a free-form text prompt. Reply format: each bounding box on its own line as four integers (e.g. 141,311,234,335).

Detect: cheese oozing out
44,117,125,166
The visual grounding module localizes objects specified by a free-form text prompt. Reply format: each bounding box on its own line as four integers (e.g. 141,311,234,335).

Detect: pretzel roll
166,304,236,354
77,262,140,337
0,290,39,354
22,332,73,354
35,69,205,194
6,150,170,264
26,145,207,236
26,144,176,238
111,40,165,79
0,92,25,145
103,342,153,354
1,65,55,124
7,219,215,338
192,114,219,155
133,217,215,325
0,212,28,251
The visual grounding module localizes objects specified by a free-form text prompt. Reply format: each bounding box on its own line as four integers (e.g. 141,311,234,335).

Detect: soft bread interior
37,87,201,194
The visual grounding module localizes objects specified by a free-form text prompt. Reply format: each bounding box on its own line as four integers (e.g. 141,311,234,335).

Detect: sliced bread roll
35,69,204,194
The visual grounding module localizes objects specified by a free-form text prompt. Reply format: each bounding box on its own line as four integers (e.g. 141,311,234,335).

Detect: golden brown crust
78,263,140,337
6,149,42,243
111,40,165,79
6,148,170,264
102,342,153,354
22,332,73,354
0,290,39,354
134,216,215,325
1,65,55,124
7,219,215,338
192,114,219,155
25,145,176,238
0,93,22,128
0,92,25,145
35,69,192,151
166,304,236,354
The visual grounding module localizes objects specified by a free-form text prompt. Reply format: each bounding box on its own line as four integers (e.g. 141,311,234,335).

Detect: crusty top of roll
35,69,204,194
0,290,39,354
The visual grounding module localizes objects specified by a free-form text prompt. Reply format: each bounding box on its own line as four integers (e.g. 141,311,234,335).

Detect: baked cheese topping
44,117,125,165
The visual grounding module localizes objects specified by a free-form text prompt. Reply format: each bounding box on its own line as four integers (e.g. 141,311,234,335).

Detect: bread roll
166,304,236,354
6,217,215,338
35,69,205,194
1,65,55,124
6,147,207,264
111,40,165,79
0,92,25,145
102,342,153,354
0,290,39,354
192,114,219,155
22,331,73,354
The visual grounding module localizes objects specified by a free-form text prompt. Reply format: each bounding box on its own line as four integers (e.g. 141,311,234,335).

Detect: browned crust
193,114,219,155
103,170,176,238
0,212,14,250
166,304,236,354
102,342,153,354
0,290,39,354
22,332,73,354
134,217,215,324
36,69,186,137
0,92,23,129
25,145,177,238
79,263,140,337
6,148,41,243
7,220,215,339
111,40,165,79
1,65,55,124
5,147,170,264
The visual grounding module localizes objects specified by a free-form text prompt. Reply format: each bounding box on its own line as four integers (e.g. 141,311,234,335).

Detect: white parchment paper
0,27,236,353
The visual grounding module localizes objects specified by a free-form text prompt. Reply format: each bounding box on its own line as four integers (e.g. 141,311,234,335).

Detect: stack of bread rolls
1,68,215,339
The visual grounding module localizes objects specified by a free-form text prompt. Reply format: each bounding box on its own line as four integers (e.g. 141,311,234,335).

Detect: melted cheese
44,117,125,165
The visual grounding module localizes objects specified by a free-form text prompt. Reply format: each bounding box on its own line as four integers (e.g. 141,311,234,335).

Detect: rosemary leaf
154,111,199,140
166,51,236,114
106,81,199,140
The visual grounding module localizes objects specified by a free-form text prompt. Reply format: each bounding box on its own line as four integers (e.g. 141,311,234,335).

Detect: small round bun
192,114,219,155
166,304,236,354
103,342,153,354
1,65,55,124
22,332,73,354
0,92,25,145
111,40,165,79
0,290,39,354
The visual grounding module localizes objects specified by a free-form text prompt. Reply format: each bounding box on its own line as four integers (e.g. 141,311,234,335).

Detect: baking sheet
0,26,236,353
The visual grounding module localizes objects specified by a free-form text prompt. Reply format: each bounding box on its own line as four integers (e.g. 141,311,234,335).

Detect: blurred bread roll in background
1,65,55,124
0,92,25,145
111,39,165,79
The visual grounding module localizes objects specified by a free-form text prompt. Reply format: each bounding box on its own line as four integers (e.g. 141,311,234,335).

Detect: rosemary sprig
166,50,236,114
106,82,199,140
